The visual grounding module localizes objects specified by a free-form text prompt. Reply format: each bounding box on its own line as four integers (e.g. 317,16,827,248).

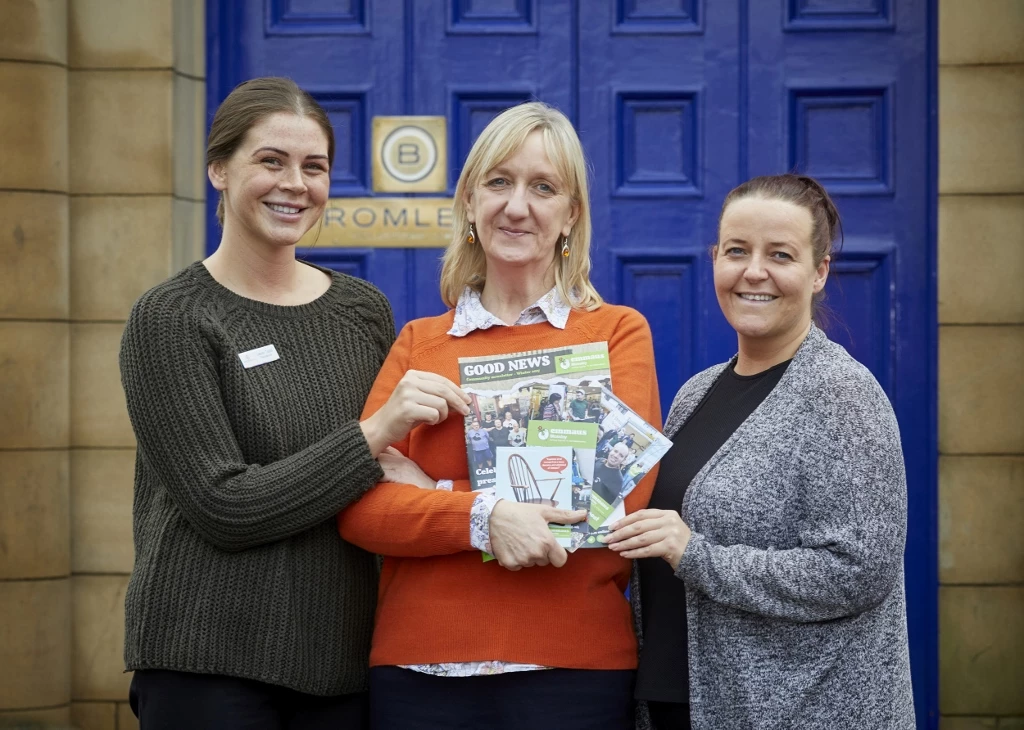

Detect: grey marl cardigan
632,325,915,730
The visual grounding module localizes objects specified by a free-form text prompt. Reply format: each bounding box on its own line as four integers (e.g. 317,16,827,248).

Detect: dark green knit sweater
119,261,394,696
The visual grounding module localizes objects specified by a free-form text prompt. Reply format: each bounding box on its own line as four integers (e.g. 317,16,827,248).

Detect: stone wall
937,2,1024,728
0,1,205,728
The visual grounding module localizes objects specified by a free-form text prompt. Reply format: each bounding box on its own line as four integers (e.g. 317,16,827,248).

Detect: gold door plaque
372,116,448,193
300,198,455,248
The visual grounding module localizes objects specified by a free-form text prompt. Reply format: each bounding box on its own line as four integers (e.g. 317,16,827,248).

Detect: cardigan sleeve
337,322,478,556
675,374,908,622
119,290,386,553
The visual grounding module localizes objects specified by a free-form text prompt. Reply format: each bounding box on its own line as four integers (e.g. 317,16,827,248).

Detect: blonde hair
440,102,602,311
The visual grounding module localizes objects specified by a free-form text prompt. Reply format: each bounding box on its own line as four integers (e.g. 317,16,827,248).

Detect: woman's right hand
489,501,587,571
361,370,470,456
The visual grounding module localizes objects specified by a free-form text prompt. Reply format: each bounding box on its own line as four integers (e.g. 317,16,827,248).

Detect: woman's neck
204,226,325,305
479,265,556,325
734,321,811,375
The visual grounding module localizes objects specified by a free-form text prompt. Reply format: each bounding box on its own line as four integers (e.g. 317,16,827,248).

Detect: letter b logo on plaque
372,116,447,193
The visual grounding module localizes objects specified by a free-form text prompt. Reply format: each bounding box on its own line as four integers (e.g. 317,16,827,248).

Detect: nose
743,253,769,282
504,184,528,219
279,164,307,194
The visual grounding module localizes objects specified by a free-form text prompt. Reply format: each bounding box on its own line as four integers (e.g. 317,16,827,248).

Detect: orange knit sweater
338,303,661,670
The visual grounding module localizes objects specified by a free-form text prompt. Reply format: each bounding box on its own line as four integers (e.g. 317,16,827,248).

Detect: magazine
458,343,611,548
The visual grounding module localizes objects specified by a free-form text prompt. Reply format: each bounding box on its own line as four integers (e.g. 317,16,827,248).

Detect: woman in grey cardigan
606,174,914,730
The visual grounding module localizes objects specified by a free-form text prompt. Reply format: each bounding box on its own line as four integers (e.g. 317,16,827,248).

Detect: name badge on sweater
238,345,280,369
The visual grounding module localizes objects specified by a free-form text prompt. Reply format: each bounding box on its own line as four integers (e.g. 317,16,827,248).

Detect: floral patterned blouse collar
447,286,571,337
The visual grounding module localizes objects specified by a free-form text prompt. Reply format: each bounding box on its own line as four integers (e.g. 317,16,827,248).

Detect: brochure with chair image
494,446,575,547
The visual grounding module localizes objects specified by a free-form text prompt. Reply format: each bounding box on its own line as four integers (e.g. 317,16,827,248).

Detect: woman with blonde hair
339,101,661,729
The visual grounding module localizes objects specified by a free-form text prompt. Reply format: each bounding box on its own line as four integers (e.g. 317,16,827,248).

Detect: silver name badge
238,344,280,369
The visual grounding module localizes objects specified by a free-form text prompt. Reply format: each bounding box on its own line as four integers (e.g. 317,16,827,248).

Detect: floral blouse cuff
469,491,501,554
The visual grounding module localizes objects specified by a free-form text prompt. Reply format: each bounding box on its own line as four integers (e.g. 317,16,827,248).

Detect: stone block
69,70,173,195
939,195,1024,324
173,0,204,78
116,702,138,730
0,0,67,64
68,0,172,68
70,449,136,574
940,66,1024,194
0,705,70,727
940,0,1024,65
940,719,998,730
0,578,71,709
0,192,69,320
0,321,69,449
0,61,67,192
70,196,172,321
70,701,116,730
0,450,69,579
70,323,134,448
940,456,1024,584
172,198,206,272
940,586,1024,715
939,326,1024,454
173,73,207,201
71,576,130,701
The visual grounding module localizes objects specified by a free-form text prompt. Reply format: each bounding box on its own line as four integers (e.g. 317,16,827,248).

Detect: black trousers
369,666,635,730
129,669,368,730
647,700,692,730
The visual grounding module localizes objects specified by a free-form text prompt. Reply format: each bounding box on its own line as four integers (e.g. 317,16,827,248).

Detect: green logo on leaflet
526,421,598,448
554,350,609,375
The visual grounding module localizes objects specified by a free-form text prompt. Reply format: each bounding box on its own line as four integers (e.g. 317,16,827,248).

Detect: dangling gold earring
467,224,475,244
561,236,570,258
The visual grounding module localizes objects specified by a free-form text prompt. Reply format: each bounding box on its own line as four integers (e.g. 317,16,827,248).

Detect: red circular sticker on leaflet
540,456,568,473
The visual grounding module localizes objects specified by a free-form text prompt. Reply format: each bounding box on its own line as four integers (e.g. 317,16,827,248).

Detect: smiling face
465,130,579,285
607,442,630,468
714,196,830,356
209,112,330,249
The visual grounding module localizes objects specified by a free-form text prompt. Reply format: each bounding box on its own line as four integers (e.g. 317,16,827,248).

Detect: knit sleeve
337,321,478,556
607,307,663,515
119,290,385,552
675,373,908,622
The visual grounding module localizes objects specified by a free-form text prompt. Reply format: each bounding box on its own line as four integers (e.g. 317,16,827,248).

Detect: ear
562,200,580,236
463,187,475,224
208,162,228,192
812,255,831,294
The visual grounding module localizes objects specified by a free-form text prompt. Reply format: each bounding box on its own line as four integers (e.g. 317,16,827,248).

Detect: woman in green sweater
119,77,468,730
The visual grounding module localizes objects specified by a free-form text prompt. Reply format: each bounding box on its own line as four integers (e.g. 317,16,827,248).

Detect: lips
737,293,778,302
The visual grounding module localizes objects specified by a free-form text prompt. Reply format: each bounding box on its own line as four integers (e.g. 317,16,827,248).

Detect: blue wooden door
207,2,937,725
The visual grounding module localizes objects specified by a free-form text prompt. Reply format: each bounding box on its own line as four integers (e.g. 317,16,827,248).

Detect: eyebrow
487,165,560,183
252,146,329,160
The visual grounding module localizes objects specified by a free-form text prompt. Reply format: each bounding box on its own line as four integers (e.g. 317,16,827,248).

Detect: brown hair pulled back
206,77,335,226
717,173,843,323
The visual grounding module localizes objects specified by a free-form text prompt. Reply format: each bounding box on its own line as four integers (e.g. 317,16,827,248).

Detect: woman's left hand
378,447,436,490
604,509,693,569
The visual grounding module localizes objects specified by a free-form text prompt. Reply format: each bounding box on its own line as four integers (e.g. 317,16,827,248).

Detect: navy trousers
369,666,635,730
129,669,368,730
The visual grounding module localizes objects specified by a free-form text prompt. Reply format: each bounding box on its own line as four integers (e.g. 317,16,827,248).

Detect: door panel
208,2,937,724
